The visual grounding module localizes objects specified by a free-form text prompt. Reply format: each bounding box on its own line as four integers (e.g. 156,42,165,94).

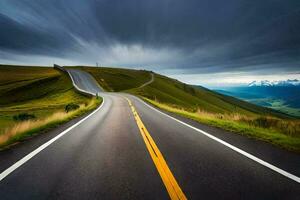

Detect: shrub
13,113,36,121
65,103,80,113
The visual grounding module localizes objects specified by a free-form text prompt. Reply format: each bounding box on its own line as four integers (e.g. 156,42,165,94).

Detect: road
67,69,103,95
0,69,299,199
139,73,154,88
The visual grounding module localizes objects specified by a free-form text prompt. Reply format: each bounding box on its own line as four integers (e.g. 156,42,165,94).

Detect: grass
267,99,300,117
80,66,299,152
82,66,290,118
128,73,292,119
0,98,101,149
245,98,300,117
68,66,151,92
79,66,291,118
145,98,300,152
0,65,101,148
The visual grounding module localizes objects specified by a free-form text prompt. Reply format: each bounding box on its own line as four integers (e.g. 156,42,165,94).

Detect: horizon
1,0,300,86
1,63,299,88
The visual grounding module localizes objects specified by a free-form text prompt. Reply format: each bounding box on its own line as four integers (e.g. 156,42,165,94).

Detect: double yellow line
126,98,187,200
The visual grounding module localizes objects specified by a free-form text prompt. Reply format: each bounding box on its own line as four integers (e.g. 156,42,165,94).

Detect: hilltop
77,66,291,119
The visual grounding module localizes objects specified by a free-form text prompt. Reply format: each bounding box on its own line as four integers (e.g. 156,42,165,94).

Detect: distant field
268,99,300,117
0,65,98,147
214,86,300,118
246,98,300,117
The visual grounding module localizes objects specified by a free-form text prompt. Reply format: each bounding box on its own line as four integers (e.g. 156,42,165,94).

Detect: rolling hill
0,65,97,147
79,66,291,119
0,65,298,151
80,66,299,151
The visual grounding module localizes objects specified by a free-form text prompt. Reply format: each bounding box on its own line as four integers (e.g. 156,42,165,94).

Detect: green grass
0,98,101,149
80,66,299,152
245,98,300,117
68,66,151,92
80,66,290,118
0,65,101,147
267,99,300,117
128,73,291,119
145,98,300,152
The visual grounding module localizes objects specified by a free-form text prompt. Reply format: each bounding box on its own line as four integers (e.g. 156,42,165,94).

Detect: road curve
67,69,103,95
139,73,154,88
0,69,299,199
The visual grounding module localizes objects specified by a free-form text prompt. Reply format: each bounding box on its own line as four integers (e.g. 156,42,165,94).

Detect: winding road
0,69,299,199
139,73,154,88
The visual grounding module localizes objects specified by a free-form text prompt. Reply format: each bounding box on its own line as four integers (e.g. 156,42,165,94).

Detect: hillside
0,65,93,136
81,66,300,152
70,66,150,92
80,66,291,119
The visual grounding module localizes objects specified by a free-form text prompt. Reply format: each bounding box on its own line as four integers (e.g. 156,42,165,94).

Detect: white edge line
0,98,105,182
134,96,300,184
67,70,95,96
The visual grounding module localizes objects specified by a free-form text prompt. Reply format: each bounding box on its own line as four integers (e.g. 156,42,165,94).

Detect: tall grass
0,98,101,148
239,116,300,137
144,98,300,152
194,108,300,137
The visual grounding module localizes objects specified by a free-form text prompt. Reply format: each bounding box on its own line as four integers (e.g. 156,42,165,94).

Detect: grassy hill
0,65,100,148
80,67,290,118
68,66,151,92
80,66,299,152
2,65,297,151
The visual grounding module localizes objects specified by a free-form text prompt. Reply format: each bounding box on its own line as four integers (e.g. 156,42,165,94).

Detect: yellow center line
125,97,187,200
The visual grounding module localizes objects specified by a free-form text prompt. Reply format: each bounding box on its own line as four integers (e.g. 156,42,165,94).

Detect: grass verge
69,66,299,151
0,97,102,150
144,98,300,153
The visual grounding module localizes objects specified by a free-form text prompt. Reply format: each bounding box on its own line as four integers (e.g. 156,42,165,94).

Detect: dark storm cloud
0,0,299,74
0,13,77,56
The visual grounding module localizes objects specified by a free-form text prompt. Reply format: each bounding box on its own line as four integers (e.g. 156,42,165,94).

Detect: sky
0,0,300,87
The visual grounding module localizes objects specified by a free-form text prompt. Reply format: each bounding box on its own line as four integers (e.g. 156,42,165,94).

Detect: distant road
67,69,103,95
139,73,154,88
0,69,299,199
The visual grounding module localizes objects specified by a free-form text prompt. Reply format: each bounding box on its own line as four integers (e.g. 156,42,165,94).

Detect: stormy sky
0,0,300,86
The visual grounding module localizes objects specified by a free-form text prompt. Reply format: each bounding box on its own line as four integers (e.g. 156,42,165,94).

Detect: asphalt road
68,69,103,94
0,69,299,199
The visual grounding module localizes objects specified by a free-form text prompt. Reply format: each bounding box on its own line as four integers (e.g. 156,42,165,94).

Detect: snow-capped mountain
248,80,272,87
248,79,300,87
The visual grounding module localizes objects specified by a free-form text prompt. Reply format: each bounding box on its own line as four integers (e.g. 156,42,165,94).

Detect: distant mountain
248,79,300,87
212,84,300,117
248,80,272,87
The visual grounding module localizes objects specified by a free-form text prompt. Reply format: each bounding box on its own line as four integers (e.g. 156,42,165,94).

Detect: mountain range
248,79,300,87
212,79,300,117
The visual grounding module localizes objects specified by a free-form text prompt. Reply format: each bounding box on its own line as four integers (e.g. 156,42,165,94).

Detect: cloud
0,0,299,84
